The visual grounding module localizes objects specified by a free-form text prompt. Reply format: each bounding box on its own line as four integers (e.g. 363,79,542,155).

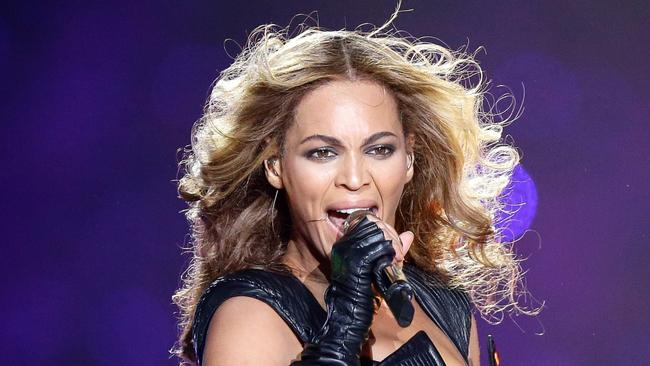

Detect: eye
306,147,337,161
366,145,395,158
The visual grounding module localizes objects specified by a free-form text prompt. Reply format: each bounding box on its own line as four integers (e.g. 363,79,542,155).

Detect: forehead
287,80,402,143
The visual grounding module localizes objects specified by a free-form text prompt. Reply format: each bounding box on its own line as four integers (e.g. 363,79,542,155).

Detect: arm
202,296,302,366
467,315,480,366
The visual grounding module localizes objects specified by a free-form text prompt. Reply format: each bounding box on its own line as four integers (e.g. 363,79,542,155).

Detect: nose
334,154,370,191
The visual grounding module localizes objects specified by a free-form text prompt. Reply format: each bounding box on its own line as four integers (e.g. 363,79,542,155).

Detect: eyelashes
305,145,396,161
367,145,395,157
306,147,337,160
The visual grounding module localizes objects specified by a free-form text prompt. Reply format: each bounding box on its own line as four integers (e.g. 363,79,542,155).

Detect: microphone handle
342,211,415,327
375,261,414,327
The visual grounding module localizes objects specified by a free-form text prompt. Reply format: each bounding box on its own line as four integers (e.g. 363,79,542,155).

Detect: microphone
342,210,415,327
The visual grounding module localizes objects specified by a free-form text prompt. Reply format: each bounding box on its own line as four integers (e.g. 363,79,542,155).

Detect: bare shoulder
202,296,303,366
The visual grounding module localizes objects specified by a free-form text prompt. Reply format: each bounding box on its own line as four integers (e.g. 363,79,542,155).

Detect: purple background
1,1,648,364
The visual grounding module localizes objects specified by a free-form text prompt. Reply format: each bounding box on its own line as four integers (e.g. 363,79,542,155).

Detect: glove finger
343,216,385,244
363,239,395,266
373,254,393,296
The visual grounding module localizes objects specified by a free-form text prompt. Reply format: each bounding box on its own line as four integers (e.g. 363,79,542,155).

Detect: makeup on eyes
304,143,397,161
305,147,337,160
365,144,395,158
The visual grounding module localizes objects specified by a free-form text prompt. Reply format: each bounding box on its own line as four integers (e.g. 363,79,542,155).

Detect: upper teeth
336,208,371,214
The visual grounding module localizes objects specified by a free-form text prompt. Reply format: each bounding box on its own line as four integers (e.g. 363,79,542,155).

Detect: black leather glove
291,216,395,366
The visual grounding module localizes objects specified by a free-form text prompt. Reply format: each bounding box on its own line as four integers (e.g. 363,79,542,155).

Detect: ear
405,133,415,183
264,157,284,189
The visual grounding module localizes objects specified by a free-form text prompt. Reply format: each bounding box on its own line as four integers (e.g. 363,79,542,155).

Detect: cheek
381,180,405,211
371,159,409,220
283,159,334,213
282,158,338,253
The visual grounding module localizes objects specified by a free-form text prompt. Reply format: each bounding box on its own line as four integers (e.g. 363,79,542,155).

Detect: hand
364,215,414,269
292,216,394,365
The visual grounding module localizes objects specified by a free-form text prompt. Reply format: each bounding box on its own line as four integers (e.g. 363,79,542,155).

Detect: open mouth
326,206,378,236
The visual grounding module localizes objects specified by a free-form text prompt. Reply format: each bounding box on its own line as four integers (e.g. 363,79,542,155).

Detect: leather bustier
192,264,471,365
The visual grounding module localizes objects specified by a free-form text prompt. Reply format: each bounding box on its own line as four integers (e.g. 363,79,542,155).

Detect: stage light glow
495,164,538,242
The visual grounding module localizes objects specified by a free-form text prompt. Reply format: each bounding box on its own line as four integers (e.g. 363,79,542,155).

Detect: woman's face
266,79,413,259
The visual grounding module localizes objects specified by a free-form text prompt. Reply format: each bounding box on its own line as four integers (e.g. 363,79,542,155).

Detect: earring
265,158,279,176
269,189,279,235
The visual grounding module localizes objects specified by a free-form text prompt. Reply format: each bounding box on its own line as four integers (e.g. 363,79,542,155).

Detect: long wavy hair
172,14,536,365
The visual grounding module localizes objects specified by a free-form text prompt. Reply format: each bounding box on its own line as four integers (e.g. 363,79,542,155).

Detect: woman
173,15,530,366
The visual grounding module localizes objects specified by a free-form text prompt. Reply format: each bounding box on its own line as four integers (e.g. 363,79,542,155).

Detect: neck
282,236,330,285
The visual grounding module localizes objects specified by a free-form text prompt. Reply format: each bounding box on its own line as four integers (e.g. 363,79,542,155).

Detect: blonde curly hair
172,12,536,364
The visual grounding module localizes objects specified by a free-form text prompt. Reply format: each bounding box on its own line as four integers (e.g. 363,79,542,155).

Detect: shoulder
202,295,301,365
192,269,325,363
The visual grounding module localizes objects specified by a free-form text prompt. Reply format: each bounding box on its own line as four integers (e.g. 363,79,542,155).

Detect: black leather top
192,264,471,365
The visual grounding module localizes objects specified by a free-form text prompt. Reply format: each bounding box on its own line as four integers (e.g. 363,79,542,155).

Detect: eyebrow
299,131,399,146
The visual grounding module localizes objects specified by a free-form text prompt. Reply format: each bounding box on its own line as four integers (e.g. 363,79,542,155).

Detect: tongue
328,211,349,232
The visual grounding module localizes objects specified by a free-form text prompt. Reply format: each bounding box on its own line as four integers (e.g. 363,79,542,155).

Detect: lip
325,200,379,239
325,200,379,213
